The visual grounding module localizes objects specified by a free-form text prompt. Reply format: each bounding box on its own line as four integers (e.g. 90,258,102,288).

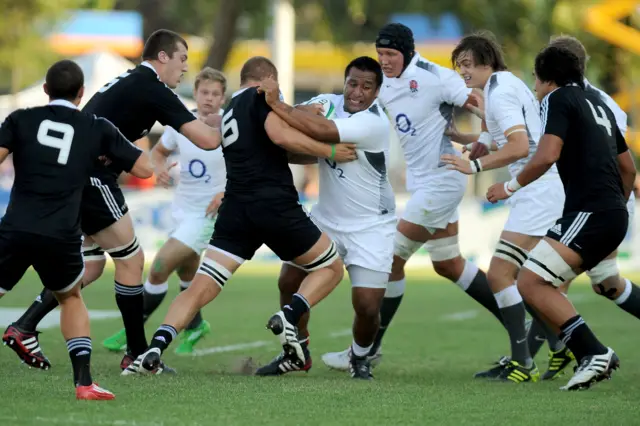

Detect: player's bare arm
151,142,177,187
0,147,10,164
260,77,341,143
205,191,224,218
265,112,356,163
128,152,154,179
179,118,222,151
617,150,636,200
486,133,562,203
441,124,528,174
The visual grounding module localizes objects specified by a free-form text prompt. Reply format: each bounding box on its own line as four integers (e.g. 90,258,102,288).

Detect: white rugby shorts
503,175,564,236
170,208,216,254
402,171,467,232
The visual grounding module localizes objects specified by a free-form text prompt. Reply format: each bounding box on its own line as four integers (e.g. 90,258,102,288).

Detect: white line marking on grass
192,340,272,356
0,415,166,426
192,328,356,356
328,328,352,338
0,308,121,330
440,310,478,321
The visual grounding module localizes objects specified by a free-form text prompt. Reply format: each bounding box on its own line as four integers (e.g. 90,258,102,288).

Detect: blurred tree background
0,0,637,97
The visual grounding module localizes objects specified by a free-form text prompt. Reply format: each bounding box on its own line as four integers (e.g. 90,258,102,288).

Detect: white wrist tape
478,132,493,148
470,159,483,174
504,177,522,196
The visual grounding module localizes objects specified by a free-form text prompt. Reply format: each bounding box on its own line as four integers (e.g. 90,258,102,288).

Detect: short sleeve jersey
540,85,627,214
483,71,554,178
160,110,226,213
83,62,196,180
0,101,142,238
220,87,297,201
379,52,471,191
304,93,395,231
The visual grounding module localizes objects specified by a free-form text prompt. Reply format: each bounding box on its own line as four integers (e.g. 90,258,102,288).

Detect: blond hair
195,67,227,93
549,35,588,73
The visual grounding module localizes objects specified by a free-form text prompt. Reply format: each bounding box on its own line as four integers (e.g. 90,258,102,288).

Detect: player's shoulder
486,72,521,97
354,100,389,127
584,80,625,115
411,56,444,79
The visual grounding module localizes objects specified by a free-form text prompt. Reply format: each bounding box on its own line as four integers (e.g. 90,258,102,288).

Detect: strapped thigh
494,239,528,268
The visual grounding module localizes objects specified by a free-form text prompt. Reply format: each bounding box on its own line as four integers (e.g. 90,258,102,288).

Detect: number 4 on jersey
586,99,612,136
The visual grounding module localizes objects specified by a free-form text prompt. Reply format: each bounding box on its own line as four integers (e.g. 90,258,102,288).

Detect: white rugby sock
352,340,373,357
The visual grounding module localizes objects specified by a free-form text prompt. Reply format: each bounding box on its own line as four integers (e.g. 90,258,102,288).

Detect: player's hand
155,161,178,188
486,182,510,203
440,154,473,174
333,143,357,163
202,113,222,129
465,89,485,119
206,191,224,218
464,141,490,160
258,76,280,106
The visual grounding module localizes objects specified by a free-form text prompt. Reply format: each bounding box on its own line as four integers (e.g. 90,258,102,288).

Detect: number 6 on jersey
37,119,74,165
222,109,239,147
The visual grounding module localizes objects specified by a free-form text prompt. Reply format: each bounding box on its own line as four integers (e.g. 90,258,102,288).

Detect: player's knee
589,259,623,300
81,257,106,287
389,255,406,281
393,233,423,262
352,296,380,320
149,257,172,284
522,239,576,288
278,265,305,295
587,258,619,287
487,265,513,288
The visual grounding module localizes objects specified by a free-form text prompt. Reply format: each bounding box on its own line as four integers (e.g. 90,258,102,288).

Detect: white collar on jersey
232,86,285,101
48,99,78,110
396,52,423,79
232,87,250,98
140,61,160,80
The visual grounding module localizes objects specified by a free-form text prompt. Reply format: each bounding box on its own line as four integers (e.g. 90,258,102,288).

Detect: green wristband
330,145,336,160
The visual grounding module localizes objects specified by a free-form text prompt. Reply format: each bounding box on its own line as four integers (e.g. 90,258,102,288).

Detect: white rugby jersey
584,79,627,134
307,93,396,232
160,109,226,214
484,71,557,178
379,52,471,191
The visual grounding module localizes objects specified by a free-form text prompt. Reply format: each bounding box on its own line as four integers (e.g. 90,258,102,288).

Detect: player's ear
43,83,49,97
158,50,169,64
77,86,85,101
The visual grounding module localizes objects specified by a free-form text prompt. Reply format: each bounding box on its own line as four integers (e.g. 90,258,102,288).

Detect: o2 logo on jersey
395,113,416,136
324,159,345,179
188,159,211,183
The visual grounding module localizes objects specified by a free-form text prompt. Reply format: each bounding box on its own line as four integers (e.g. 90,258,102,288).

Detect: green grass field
1,266,639,426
